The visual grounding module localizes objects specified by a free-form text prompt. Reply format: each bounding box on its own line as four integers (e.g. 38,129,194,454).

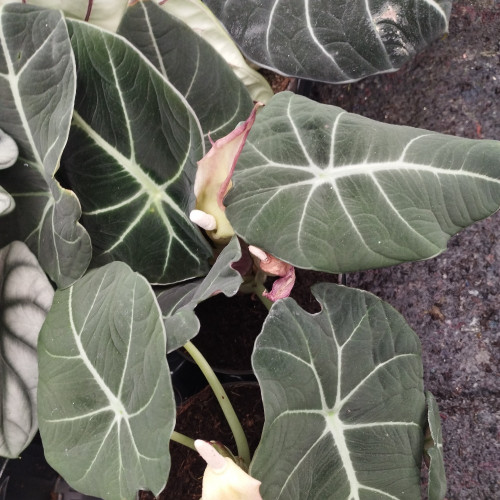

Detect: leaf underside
204,0,452,83
0,4,91,288
0,241,53,458
38,262,174,500
61,19,212,285
226,92,500,274
251,283,425,499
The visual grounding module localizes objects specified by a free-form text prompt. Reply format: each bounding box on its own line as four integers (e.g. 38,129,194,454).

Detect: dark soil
139,383,264,500
307,1,500,498
189,292,268,373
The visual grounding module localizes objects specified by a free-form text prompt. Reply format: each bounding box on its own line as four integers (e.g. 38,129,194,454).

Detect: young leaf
204,0,452,83
37,262,175,500
153,0,273,103
61,19,212,284
0,4,91,288
425,391,447,500
0,241,54,458
119,1,254,149
157,236,244,351
226,92,500,274
251,283,426,499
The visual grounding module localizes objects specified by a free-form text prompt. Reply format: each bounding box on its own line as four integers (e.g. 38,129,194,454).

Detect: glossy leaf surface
204,0,452,83
251,283,425,499
0,4,91,287
426,391,446,500
119,1,254,148
226,92,500,273
0,241,53,458
157,236,244,351
38,262,174,500
62,19,212,284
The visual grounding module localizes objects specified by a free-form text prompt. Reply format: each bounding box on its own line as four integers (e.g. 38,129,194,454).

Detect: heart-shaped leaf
38,262,174,500
157,235,245,351
425,391,446,500
251,283,425,499
119,1,254,149
0,4,91,288
204,0,452,83
226,92,500,273
153,0,273,103
61,19,212,284
0,241,54,458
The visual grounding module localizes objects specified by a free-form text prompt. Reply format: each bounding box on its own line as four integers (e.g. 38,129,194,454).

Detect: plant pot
139,381,264,500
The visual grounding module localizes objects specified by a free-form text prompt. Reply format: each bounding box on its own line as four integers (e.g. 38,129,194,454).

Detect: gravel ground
308,1,499,498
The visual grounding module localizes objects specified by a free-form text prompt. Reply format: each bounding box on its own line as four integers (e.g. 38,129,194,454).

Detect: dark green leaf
119,1,254,149
61,19,212,284
204,0,452,83
38,262,174,500
226,92,500,273
251,283,425,499
0,4,91,287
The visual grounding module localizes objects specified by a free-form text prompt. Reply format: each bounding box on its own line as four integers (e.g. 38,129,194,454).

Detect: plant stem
170,431,196,451
253,280,273,311
183,341,251,466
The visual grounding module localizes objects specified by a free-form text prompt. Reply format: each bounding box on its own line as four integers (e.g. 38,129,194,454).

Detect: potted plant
0,1,498,499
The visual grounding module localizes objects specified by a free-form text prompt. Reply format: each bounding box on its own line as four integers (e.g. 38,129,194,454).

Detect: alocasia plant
0,1,496,499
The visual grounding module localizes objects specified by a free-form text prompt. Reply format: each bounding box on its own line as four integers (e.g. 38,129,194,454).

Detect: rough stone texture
308,1,499,498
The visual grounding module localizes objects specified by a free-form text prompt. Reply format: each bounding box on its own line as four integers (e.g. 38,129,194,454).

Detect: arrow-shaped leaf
251,283,425,499
38,262,175,500
204,0,452,83
0,4,91,288
0,241,54,458
226,92,500,273
61,19,212,284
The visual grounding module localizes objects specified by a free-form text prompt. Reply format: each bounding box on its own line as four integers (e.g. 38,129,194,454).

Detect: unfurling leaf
192,104,261,243
248,245,296,301
195,440,262,500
